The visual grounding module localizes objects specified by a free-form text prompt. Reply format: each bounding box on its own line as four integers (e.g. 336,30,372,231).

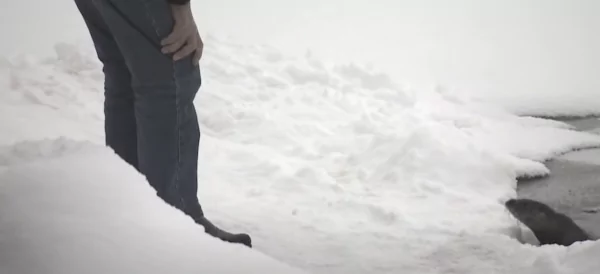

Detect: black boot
196,217,252,248
167,194,252,248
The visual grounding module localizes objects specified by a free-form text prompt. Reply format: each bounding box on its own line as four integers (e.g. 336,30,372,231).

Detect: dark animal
504,198,591,246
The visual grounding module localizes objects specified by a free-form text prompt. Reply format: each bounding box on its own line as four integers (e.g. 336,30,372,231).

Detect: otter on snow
504,198,591,246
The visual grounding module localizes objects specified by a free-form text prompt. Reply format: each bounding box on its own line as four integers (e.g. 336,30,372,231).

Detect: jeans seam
141,0,186,212
175,76,184,212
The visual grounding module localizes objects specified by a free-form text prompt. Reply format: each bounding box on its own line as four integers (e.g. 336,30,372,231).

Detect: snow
474,91,600,118
3,0,600,272
1,35,600,274
3,0,600,118
0,140,307,274
557,125,600,165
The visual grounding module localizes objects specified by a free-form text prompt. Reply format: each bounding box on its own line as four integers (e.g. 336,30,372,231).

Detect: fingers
161,22,190,55
160,24,203,64
192,37,204,66
173,42,196,61
161,27,184,49
162,40,186,55
192,47,202,66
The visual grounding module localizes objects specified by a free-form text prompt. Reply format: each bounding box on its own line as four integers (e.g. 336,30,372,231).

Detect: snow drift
1,35,600,274
0,140,306,274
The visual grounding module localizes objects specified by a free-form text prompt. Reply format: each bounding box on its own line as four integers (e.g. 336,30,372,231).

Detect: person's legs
86,0,202,217
74,0,139,171
76,0,251,247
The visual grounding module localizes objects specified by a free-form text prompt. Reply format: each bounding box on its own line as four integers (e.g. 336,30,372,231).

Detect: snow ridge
1,35,600,274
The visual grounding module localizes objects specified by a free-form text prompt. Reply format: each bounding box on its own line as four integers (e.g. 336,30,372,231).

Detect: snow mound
0,44,104,145
0,137,93,167
2,36,600,273
477,91,600,118
0,141,307,274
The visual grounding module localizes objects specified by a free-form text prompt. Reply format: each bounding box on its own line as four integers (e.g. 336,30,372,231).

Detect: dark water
516,116,600,238
554,116,600,131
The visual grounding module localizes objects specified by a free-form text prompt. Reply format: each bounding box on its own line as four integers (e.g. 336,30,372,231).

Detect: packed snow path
2,37,600,273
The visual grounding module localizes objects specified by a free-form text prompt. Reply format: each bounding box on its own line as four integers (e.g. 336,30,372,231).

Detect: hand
160,3,203,66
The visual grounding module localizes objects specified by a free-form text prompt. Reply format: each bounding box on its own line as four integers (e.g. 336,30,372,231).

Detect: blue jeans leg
74,0,140,172
75,0,204,219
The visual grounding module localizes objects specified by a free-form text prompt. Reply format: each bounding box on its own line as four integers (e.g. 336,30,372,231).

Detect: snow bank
475,91,600,119
2,36,600,274
0,44,104,145
0,140,307,274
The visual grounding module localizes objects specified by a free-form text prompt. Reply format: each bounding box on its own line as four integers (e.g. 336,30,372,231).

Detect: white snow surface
1,36,600,274
474,91,600,118
0,142,307,274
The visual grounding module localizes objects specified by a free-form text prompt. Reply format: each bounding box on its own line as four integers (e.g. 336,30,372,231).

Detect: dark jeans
75,0,204,220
